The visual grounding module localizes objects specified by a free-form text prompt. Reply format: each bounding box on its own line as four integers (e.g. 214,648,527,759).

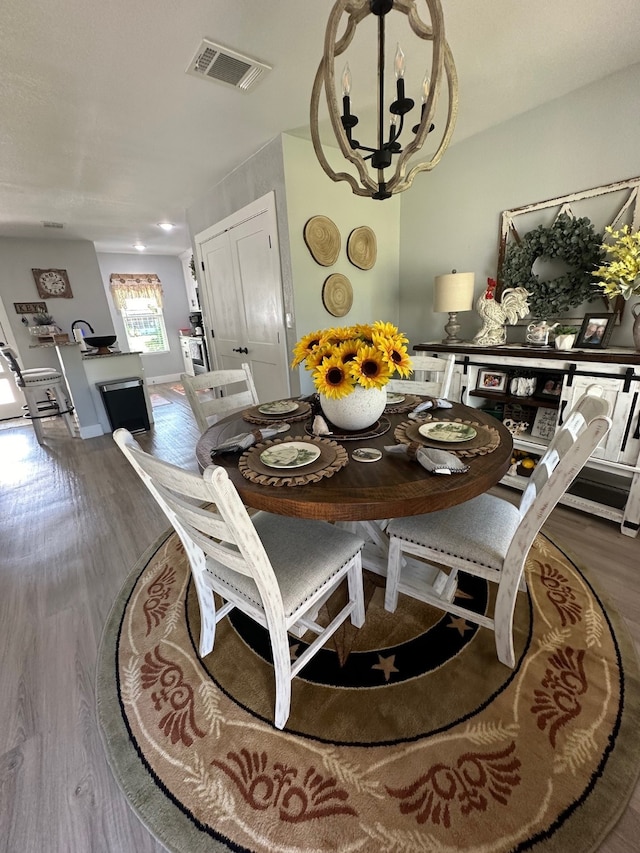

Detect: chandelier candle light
310,0,458,200
433,270,475,344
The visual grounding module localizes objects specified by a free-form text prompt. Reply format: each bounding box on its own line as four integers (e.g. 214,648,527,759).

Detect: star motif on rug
372,654,399,682
447,616,473,636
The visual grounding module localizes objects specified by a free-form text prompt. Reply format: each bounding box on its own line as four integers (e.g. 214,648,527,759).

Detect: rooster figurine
473,279,530,346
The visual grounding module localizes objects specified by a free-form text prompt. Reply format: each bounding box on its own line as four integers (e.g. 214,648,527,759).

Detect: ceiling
1,0,639,256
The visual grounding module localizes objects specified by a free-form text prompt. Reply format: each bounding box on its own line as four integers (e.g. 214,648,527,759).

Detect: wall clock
32,268,73,299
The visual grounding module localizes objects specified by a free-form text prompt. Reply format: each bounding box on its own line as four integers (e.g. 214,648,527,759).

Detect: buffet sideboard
414,342,640,537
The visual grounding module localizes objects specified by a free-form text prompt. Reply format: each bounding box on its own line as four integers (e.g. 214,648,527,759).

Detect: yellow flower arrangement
292,321,412,399
594,225,640,301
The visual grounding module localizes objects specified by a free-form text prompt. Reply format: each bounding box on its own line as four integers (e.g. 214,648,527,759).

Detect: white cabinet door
180,338,195,376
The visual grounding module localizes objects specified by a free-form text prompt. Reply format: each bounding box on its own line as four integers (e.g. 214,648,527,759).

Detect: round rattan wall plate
304,215,341,266
322,273,353,317
347,226,377,270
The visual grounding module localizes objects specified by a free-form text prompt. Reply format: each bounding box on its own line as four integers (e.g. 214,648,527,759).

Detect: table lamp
433,270,475,344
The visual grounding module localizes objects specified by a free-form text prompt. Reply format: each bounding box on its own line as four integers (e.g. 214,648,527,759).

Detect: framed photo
476,369,508,393
531,407,558,440
31,268,73,299
575,313,616,349
534,374,563,399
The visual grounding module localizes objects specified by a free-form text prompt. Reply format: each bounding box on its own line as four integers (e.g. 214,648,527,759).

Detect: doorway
0,302,26,420
195,192,290,404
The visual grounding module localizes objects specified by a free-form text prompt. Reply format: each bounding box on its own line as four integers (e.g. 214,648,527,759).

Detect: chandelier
310,0,458,200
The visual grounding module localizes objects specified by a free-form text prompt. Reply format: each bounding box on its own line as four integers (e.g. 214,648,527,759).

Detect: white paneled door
196,192,290,404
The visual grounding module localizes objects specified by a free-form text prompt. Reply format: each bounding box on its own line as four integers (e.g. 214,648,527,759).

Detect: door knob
232,347,249,354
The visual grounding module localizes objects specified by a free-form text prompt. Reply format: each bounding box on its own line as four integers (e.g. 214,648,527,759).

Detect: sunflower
336,339,361,364
291,329,328,367
325,325,357,343
376,336,413,378
304,344,332,371
349,345,393,389
372,321,407,344
313,355,356,399
350,323,375,342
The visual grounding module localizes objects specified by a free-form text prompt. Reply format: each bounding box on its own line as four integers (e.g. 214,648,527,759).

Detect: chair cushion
205,513,364,618
387,494,521,570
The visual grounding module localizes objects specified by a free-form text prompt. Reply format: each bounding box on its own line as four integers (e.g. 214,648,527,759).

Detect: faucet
71,320,94,334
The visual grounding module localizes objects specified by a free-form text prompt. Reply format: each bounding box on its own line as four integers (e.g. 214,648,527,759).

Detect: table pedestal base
336,520,456,603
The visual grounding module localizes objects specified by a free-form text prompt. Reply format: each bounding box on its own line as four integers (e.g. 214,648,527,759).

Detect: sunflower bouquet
594,225,640,301
291,321,412,399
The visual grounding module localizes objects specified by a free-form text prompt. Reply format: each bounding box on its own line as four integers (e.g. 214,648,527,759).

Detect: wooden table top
195,401,513,522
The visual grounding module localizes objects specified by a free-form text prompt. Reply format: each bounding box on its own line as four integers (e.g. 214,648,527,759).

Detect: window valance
109,274,163,310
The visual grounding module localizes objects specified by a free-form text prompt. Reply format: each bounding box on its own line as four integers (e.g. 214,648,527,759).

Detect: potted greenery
553,324,579,350
29,312,59,336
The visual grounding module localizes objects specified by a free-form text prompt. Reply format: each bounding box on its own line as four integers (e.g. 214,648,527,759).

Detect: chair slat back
387,353,455,399
114,429,277,590
509,386,611,561
1,345,25,385
181,362,259,433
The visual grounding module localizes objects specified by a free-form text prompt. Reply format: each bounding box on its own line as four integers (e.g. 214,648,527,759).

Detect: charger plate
304,416,391,441
243,400,312,425
395,416,501,457
239,435,348,486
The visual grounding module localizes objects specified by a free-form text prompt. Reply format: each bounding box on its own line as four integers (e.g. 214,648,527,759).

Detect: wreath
500,213,604,318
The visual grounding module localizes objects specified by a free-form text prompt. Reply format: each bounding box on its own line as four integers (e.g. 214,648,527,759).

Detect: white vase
319,385,387,431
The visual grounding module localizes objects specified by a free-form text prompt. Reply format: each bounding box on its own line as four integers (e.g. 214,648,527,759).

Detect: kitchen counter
54,344,153,438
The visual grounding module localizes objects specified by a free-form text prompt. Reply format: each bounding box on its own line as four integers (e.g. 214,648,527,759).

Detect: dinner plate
258,400,300,416
386,393,405,405
418,421,477,443
259,442,321,469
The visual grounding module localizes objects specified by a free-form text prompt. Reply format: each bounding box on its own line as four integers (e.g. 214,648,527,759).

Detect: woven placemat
242,400,312,425
239,435,348,486
304,415,391,441
394,416,501,457
385,394,426,414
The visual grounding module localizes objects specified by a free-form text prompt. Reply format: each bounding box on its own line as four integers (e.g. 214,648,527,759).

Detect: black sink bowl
84,335,117,350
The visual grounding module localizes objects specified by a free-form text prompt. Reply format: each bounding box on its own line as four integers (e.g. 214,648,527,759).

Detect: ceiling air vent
186,40,271,92
42,221,64,228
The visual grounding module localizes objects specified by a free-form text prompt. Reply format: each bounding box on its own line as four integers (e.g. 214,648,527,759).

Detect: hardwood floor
0,384,638,852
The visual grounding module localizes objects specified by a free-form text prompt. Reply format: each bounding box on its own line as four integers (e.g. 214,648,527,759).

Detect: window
109,273,169,354
120,296,169,354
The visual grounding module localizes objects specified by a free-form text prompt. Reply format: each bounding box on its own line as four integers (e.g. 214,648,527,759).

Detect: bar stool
0,345,75,443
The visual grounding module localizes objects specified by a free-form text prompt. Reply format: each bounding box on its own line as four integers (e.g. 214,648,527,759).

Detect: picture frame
575,313,616,349
476,369,508,393
531,407,558,440
534,373,563,399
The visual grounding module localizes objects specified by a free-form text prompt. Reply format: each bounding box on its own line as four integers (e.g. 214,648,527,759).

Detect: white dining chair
180,362,259,433
387,353,456,399
1,344,75,443
384,385,612,667
114,428,366,730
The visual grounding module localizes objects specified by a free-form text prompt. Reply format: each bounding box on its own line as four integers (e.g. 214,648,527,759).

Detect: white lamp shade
433,272,475,313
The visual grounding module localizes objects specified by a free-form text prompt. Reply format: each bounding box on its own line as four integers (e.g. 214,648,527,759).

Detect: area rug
96,530,640,853
170,383,186,395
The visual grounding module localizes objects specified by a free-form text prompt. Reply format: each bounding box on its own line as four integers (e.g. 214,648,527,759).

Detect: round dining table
195,399,513,523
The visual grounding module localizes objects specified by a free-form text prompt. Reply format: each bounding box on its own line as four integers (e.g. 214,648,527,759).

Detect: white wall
282,134,401,394
96,253,190,382
0,237,112,370
398,62,640,351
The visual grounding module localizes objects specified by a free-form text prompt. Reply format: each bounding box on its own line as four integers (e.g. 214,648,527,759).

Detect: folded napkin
210,423,289,457
408,397,453,419
384,443,469,475
311,414,332,436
